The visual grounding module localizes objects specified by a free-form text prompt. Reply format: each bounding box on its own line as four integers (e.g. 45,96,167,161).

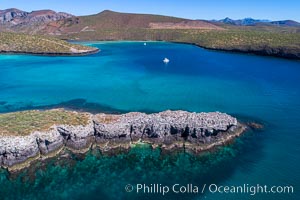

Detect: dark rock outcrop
93,111,238,145
57,123,95,150
35,128,64,155
0,135,39,167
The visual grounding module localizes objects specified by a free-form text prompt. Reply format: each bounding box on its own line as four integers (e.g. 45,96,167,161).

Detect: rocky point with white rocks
0,110,246,170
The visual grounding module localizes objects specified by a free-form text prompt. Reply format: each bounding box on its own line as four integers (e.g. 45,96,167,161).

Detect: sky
1,0,300,21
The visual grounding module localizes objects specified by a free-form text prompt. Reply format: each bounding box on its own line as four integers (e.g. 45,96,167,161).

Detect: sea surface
0,42,299,200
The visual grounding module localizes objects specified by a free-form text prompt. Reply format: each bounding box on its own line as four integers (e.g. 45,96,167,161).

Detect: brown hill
39,10,223,35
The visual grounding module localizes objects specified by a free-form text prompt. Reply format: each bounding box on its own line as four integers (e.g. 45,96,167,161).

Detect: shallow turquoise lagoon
0,42,299,199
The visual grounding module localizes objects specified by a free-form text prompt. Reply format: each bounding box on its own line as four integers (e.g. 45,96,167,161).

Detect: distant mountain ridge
0,9,224,35
0,8,73,30
1,8,299,34
215,17,300,26
269,20,300,27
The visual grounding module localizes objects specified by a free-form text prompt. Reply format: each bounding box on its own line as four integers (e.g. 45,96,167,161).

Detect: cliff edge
0,109,246,171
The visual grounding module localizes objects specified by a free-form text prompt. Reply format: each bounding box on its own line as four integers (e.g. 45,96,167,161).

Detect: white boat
144,43,147,46
163,58,170,64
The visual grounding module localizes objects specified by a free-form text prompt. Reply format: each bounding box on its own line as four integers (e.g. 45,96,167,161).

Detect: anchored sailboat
163,58,170,64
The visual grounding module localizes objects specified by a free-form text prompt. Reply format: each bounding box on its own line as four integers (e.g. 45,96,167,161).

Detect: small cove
0,41,299,200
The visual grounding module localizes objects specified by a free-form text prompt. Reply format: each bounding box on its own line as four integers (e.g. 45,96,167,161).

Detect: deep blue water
0,42,299,200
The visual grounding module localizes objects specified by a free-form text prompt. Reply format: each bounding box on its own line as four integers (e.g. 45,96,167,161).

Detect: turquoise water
0,42,299,199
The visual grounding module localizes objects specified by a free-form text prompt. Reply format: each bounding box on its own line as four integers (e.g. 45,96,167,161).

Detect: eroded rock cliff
0,110,245,170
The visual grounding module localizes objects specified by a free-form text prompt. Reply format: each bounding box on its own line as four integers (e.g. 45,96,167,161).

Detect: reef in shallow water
0,140,247,200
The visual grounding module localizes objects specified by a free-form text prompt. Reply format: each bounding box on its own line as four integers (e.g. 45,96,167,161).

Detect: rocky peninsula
0,109,246,171
0,32,99,56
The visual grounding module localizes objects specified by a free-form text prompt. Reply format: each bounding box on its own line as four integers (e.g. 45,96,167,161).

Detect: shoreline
0,48,100,57
72,40,300,60
1,40,298,60
0,109,248,172
191,43,300,60
167,41,300,60
7,124,247,174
